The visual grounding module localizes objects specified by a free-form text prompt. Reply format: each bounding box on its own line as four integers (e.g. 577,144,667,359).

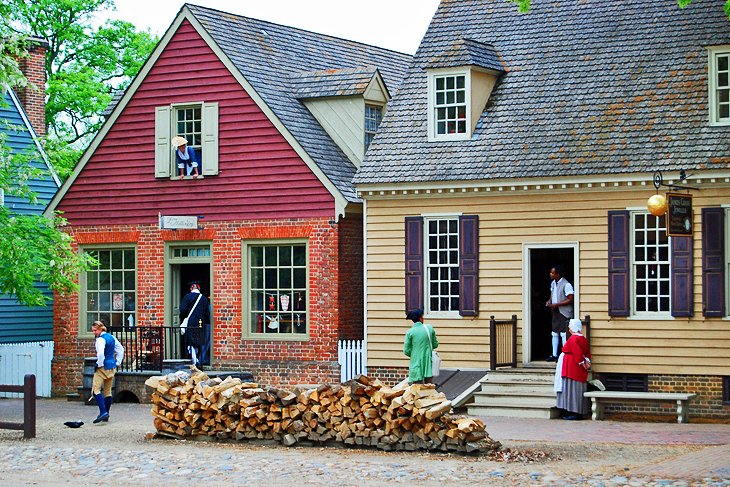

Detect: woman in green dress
403,309,438,384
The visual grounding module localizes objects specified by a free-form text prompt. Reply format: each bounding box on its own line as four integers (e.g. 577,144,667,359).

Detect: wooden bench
584,391,696,424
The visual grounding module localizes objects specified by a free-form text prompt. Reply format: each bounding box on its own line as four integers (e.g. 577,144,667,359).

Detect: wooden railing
489,315,518,370
0,374,36,439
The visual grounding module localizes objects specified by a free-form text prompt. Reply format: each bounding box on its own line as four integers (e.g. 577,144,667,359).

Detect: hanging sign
159,214,199,230
666,193,693,237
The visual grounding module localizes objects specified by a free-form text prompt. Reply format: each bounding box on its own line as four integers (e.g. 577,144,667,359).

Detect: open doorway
524,245,577,363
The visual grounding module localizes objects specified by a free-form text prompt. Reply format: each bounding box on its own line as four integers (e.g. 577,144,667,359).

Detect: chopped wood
146,371,500,455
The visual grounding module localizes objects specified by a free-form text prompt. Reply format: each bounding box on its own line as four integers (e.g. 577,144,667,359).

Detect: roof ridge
184,3,413,59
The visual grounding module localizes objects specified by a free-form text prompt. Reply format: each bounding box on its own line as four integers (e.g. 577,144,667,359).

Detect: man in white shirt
545,265,574,362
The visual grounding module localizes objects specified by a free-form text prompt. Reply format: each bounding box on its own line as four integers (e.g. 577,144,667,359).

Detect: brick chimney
16,37,48,137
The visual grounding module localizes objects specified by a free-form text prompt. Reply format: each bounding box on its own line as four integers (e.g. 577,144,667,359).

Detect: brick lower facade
601,374,730,420
52,215,363,395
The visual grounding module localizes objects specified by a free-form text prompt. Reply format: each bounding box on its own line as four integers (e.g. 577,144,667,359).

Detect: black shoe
93,412,109,424
546,355,557,362
562,415,582,421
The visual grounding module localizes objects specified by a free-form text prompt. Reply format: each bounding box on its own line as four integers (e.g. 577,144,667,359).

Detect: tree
0,0,158,179
510,0,730,16
1,38,94,307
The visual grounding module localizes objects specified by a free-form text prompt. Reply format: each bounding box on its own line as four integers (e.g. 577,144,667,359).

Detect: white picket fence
337,339,366,382
0,341,53,398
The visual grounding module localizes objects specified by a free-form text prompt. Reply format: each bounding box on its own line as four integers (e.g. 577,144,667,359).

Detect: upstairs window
709,46,730,125
427,70,471,141
364,104,383,148
155,102,219,178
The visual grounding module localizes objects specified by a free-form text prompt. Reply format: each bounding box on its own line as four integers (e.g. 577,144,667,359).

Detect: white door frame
521,242,580,364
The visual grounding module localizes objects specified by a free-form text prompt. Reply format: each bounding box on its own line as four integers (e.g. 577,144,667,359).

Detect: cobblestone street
1,399,729,486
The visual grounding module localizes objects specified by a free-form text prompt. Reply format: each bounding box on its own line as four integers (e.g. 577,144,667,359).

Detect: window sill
244,334,310,342
425,312,462,320
627,314,675,320
172,175,205,180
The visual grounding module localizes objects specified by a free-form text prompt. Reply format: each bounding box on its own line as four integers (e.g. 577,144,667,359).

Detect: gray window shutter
404,217,424,313
608,211,630,317
702,207,725,317
154,106,171,178
202,102,219,176
459,215,479,316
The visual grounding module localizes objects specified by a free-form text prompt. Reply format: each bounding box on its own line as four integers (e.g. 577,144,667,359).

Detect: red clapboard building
45,4,411,394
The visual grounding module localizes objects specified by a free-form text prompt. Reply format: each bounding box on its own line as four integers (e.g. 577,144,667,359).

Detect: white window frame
155,101,218,179
424,215,461,318
242,239,310,341
629,210,672,319
78,245,137,337
427,68,471,142
708,46,730,126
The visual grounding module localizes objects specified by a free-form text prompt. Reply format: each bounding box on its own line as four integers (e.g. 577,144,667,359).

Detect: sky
100,0,442,54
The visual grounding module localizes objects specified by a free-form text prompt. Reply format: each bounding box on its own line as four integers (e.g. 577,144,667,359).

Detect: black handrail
489,315,518,370
108,325,187,372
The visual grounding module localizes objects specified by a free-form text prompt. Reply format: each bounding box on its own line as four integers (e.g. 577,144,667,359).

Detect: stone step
472,394,557,408
477,385,556,397
468,404,560,419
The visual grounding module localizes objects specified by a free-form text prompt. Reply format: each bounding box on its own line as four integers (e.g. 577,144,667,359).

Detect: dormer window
434,74,467,136
425,39,506,142
709,46,730,126
428,69,471,141
365,104,383,147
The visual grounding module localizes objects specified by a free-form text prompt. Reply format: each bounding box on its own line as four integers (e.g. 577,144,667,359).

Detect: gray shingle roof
186,4,411,201
355,0,730,186
292,66,380,99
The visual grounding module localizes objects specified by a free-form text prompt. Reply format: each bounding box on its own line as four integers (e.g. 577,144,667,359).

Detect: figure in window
172,136,200,179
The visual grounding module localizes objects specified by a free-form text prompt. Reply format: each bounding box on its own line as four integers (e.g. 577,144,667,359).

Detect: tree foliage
1,42,94,307
510,0,730,17
0,0,158,179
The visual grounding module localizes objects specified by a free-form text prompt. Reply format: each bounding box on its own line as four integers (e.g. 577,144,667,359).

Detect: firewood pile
145,367,501,454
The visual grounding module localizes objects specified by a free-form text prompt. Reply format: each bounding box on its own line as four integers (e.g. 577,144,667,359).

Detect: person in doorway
556,318,591,420
171,136,200,178
91,321,124,424
179,281,209,367
403,309,438,384
545,264,574,362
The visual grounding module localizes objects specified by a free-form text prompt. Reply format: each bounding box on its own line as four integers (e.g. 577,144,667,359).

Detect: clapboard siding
0,90,58,343
55,20,334,225
364,186,730,375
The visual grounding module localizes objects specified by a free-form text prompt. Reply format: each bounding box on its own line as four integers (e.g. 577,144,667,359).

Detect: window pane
456,75,465,89
265,247,277,266
279,268,292,288
99,272,110,290
99,251,110,269
719,55,729,71
294,268,306,288
293,246,306,266
251,247,263,267
251,268,263,289
111,251,122,269
279,246,291,266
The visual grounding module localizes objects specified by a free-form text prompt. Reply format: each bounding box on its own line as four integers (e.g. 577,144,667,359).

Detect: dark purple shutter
459,215,479,316
671,235,693,317
404,217,424,313
702,208,725,317
608,211,630,317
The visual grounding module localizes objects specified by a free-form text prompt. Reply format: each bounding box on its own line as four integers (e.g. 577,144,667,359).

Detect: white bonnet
568,318,582,333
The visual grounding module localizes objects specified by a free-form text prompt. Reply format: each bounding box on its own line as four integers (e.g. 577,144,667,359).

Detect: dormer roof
292,66,387,99
424,38,505,73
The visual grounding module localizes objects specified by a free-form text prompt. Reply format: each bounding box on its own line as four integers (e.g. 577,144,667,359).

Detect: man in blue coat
91,321,124,424
180,281,210,366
